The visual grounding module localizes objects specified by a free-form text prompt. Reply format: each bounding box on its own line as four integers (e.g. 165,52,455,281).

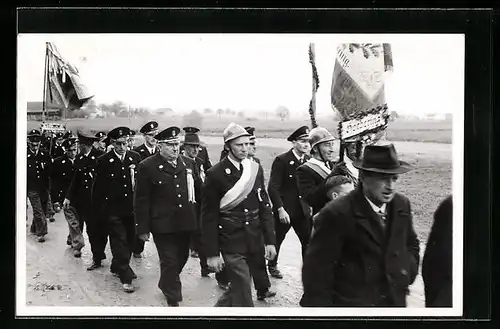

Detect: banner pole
42,42,49,122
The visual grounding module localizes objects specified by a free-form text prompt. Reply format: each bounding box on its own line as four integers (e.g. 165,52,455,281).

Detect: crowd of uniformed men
26,120,452,308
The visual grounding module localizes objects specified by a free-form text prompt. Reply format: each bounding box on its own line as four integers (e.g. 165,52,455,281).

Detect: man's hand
207,256,224,272
277,207,290,224
63,198,71,209
265,245,277,261
138,233,150,242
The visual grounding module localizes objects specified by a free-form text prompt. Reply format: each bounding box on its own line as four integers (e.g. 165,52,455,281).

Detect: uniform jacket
66,148,104,209
51,144,65,159
201,157,276,257
134,154,201,235
49,154,76,204
422,195,452,307
27,148,51,192
268,149,310,220
301,187,420,307
133,143,159,162
181,144,212,171
92,150,141,217
296,159,337,216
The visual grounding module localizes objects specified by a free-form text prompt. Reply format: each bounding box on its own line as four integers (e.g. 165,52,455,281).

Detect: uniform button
178,204,182,208
174,175,177,178
245,221,249,225
289,174,293,178
218,225,222,229
244,209,248,213
178,194,181,198
85,186,88,189
85,180,87,182
125,193,128,197
400,269,408,276
124,184,127,187
123,175,126,178
122,167,124,170
176,184,180,188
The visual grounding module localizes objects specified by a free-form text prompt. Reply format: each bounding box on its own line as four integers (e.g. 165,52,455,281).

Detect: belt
220,209,259,222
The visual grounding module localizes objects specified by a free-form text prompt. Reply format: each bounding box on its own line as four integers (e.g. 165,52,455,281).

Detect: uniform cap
95,131,106,139
140,121,159,134
107,126,131,140
309,127,335,149
77,131,99,145
245,126,256,140
223,123,250,143
154,126,181,143
27,129,42,141
287,125,310,142
62,137,78,149
184,133,200,145
182,126,200,134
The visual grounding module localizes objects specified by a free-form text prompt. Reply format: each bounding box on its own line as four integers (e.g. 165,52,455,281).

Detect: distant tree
204,108,213,115
225,108,231,115
275,106,290,121
182,110,203,129
237,111,245,118
390,110,398,121
216,109,223,120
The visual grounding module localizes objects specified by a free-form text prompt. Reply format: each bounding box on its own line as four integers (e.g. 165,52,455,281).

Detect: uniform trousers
27,190,49,237
132,235,145,255
108,215,135,284
268,213,311,268
215,246,270,307
190,230,209,270
84,208,109,263
63,205,85,251
152,232,192,304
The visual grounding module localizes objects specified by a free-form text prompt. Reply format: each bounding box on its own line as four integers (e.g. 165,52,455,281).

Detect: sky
17,34,464,117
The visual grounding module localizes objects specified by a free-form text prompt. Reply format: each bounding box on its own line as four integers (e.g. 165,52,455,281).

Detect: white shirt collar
113,149,124,160
364,196,387,214
145,143,155,154
291,149,304,162
84,150,92,157
228,156,242,171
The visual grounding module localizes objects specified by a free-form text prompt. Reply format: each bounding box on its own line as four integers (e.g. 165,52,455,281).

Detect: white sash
220,158,258,211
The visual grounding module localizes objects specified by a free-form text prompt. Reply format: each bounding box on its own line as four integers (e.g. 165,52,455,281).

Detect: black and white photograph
16,31,464,317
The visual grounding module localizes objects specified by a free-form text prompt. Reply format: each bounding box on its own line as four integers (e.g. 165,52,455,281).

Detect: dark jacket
66,148,103,210
301,187,420,307
49,154,76,204
27,148,51,192
92,150,141,218
50,144,65,159
296,159,337,216
181,144,212,171
134,154,201,235
201,157,276,257
133,143,159,162
268,149,310,220
422,195,453,307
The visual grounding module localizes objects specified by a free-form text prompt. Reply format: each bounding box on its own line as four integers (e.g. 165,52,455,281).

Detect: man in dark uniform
181,128,213,277
201,123,277,307
422,195,453,307
65,132,106,267
92,127,141,293
301,144,420,307
27,129,52,242
134,126,201,306
267,125,311,279
131,121,159,258
49,137,78,247
94,131,107,153
127,129,137,151
296,127,339,217
50,132,65,159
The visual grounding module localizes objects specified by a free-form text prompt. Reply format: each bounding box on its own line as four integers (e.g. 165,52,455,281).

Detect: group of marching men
26,120,452,308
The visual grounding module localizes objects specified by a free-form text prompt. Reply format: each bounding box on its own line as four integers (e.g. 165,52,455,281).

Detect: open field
27,115,452,144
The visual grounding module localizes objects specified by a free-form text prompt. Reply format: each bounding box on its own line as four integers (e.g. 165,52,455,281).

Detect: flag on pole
45,42,94,110
308,43,319,128
331,43,393,163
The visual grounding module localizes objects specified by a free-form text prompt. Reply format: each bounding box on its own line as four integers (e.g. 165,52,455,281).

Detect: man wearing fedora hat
301,143,420,307
131,121,160,259
180,126,213,172
27,129,52,242
65,131,106,265
92,127,141,293
267,125,312,279
201,123,276,307
180,127,213,276
134,126,201,306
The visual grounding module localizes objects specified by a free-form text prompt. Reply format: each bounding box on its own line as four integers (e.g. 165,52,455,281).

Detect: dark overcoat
301,187,420,307
268,149,310,220
422,195,453,307
134,153,201,235
92,150,141,218
66,148,103,210
201,157,276,257
27,149,51,192
49,154,75,204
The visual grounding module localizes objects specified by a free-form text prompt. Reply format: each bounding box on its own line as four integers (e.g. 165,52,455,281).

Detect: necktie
239,163,243,172
377,211,387,229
